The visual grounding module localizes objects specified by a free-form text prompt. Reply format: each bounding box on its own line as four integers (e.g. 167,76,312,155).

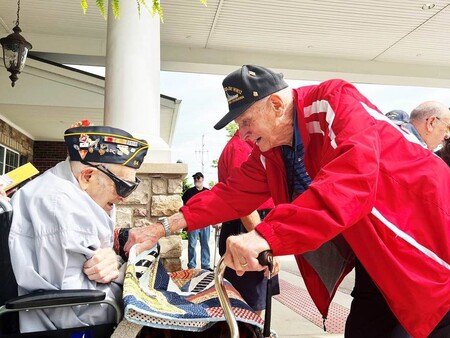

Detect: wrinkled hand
123,223,164,256
83,248,120,284
223,230,271,276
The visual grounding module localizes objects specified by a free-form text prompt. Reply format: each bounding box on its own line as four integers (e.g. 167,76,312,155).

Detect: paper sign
0,162,39,191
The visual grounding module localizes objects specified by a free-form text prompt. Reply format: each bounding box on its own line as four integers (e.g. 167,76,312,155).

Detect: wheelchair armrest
5,289,106,310
1,289,122,324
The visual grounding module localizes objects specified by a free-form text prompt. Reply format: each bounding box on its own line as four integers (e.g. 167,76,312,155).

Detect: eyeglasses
193,175,202,180
435,117,450,133
81,160,140,198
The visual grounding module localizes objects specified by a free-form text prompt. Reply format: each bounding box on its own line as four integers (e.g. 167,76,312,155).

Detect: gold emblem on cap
253,91,259,97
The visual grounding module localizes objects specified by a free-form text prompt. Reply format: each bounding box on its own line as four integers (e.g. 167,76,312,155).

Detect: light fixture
0,0,32,87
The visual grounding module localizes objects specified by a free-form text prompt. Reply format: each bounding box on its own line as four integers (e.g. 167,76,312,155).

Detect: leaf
80,0,88,14
200,0,207,6
136,0,141,16
112,0,120,18
150,0,164,22
95,0,107,18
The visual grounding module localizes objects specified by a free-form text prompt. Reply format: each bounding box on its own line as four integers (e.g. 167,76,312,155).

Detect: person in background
217,129,280,315
9,123,148,332
386,101,450,150
182,172,213,271
125,65,450,338
436,137,450,166
356,102,450,337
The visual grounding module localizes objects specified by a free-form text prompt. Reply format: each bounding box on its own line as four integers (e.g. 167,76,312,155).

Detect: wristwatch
158,217,171,237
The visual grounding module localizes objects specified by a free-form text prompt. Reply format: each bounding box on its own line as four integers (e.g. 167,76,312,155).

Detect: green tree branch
81,0,207,21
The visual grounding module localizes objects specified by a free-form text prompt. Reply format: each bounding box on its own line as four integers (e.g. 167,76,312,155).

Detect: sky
74,66,450,185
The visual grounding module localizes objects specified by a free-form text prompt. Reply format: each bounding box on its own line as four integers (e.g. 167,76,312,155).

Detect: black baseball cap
214,65,288,130
192,172,204,178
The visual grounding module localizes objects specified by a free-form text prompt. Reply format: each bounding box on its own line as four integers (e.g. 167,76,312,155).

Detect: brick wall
33,141,67,173
0,120,67,174
0,119,33,161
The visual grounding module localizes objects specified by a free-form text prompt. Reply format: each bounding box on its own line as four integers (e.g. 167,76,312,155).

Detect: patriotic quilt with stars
122,245,264,332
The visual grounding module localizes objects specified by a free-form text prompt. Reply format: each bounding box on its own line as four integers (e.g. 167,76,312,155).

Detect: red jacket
217,131,274,211
181,79,450,337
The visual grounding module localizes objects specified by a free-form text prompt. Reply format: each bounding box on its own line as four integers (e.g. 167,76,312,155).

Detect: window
0,145,20,174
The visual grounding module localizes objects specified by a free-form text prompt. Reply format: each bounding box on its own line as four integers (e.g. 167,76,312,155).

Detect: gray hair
410,101,448,121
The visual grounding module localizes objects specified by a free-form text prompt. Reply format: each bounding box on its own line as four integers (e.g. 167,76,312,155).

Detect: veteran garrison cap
64,126,149,169
214,65,289,130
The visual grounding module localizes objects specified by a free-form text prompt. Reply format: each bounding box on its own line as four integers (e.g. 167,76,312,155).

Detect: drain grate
274,279,349,334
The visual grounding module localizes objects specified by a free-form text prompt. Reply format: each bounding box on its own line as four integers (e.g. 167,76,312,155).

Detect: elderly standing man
125,65,450,338
9,123,148,332
386,101,450,150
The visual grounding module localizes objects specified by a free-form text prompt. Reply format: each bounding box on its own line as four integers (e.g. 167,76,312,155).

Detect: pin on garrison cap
214,65,288,130
64,125,149,169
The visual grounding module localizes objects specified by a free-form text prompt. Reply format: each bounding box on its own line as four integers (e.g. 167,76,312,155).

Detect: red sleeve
182,149,272,230
256,81,381,255
218,134,253,183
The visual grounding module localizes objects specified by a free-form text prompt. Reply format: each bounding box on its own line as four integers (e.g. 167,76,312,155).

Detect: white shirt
9,158,123,332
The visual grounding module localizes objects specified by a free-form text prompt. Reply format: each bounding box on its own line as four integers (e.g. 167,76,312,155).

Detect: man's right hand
124,212,189,255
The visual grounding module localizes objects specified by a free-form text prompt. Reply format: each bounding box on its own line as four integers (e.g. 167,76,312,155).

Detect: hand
83,248,120,284
123,223,164,256
223,230,271,276
263,256,280,278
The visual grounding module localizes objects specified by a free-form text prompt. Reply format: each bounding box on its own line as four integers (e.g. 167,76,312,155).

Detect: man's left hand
84,248,120,284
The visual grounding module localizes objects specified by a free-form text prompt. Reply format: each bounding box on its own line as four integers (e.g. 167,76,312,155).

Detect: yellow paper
0,163,39,191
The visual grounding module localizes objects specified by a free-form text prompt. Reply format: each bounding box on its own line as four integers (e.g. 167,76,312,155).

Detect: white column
104,2,170,163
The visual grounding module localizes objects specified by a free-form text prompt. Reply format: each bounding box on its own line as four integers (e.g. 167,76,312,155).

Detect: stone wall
116,162,188,272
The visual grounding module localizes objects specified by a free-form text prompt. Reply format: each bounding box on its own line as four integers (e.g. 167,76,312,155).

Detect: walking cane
215,256,239,338
213,225,221,269
258,250,274,338
214,250,274,338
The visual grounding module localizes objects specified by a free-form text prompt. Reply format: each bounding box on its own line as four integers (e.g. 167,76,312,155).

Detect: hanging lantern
0,0,32,87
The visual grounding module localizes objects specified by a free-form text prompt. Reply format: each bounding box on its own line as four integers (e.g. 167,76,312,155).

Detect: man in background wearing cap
9,123,148,332
181,172,213,271
125,65,450,338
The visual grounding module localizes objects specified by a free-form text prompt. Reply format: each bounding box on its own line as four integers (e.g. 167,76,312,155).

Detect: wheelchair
0,197,122,338
0,195,269,338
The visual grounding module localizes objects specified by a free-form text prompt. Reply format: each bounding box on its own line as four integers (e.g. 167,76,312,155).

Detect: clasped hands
84,247,121,284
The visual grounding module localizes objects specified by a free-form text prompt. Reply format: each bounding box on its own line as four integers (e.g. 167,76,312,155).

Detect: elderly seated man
8,123,148,332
